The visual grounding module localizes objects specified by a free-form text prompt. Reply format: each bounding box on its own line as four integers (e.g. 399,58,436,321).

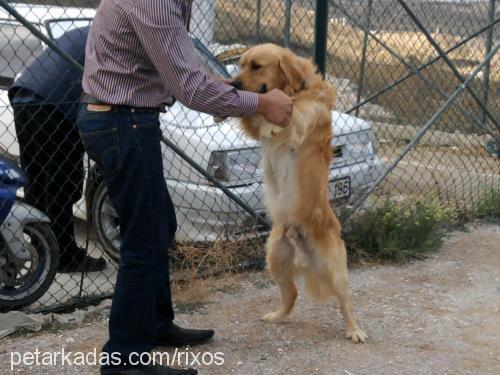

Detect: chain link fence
0,0,498,312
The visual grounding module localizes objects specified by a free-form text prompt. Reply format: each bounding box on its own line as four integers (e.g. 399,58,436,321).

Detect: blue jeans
76,105,176,365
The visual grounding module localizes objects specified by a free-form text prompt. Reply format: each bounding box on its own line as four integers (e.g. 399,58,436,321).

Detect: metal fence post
481,0,496,127
314,0,329,76
355,0,373,117
256,0,262,43
284,0,292,47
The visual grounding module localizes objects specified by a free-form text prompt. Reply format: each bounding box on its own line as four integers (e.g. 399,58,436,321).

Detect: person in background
9,25,107,273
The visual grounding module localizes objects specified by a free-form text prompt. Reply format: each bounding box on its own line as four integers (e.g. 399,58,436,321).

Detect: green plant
345,194,459,263
473,189,500,223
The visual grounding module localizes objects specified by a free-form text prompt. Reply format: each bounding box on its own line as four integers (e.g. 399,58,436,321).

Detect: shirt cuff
238,90,259,117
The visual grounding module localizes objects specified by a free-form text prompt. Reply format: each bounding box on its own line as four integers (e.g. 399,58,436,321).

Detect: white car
0,4,383,261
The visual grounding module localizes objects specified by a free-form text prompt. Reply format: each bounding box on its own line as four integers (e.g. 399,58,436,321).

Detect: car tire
91,181,120,262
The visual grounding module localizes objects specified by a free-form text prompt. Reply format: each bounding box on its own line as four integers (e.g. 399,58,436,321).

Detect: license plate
331,176,351,200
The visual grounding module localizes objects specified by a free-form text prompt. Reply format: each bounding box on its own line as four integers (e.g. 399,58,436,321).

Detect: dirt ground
1,223,499,374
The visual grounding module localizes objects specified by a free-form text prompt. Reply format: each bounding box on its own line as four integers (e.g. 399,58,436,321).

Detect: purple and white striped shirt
82,0,258,117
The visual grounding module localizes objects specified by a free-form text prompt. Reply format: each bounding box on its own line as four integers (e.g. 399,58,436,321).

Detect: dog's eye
251,62,262,71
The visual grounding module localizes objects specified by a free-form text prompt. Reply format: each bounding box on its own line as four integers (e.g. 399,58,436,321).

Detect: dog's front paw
262,311,286,323
346,328,367,343
260,122,284,139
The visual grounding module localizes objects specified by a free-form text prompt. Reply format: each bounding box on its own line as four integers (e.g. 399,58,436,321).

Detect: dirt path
1,223,499,374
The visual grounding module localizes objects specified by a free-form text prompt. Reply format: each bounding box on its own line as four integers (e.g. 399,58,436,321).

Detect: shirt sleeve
129,0,258,117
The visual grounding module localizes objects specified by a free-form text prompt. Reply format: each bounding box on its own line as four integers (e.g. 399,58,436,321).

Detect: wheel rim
0,225,51,300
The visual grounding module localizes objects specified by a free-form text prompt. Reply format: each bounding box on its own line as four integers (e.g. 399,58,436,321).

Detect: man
9,26,107,273
77,1,292,374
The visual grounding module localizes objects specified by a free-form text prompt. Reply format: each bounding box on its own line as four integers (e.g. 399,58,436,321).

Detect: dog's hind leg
330,239,367,343
285,225,310,270
262,225,298,323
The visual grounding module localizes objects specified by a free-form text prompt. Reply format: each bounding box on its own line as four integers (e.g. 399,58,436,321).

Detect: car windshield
45,18,92,40
190,36,231,79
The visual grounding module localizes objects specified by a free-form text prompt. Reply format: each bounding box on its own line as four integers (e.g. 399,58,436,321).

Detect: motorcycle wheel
0,223,59,311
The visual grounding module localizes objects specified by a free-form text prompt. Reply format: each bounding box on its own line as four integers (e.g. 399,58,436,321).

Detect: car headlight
335,130,376,164
208,148,262,184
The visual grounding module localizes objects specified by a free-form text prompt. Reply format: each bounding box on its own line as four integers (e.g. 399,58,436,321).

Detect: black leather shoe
100,364,197,375
155,323,215,347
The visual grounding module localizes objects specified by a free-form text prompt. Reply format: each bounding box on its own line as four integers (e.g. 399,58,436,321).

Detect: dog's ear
278,52,308,95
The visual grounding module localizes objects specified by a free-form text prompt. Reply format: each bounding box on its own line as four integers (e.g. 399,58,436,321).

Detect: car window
45,18,92,40
0,21,43,79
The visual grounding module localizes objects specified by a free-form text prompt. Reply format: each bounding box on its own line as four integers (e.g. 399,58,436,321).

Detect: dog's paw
260,123,284,138
346,328,367,343
262,311,286,323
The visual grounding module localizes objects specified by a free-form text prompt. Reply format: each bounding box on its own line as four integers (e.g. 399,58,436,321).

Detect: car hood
161,102,373,152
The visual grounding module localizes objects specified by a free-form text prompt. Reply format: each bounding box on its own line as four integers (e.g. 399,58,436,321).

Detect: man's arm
129,0,257,118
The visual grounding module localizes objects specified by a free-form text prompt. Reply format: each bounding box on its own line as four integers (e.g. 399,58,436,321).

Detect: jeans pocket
80,128,122,177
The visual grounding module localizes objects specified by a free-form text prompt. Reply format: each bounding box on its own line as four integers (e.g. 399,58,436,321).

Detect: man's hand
257,89,293,127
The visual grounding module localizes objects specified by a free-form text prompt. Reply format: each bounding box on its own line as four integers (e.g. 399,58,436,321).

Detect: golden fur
235,44,367,343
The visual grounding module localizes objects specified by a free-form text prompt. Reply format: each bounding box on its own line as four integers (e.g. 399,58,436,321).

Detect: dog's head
231,44,315,96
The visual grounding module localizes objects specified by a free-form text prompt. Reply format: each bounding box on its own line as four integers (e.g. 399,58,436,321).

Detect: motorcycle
0,154,59,310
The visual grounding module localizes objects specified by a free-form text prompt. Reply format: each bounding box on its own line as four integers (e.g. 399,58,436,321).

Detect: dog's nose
230,80,243,90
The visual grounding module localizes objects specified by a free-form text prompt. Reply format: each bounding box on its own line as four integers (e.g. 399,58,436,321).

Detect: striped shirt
82,0,258,117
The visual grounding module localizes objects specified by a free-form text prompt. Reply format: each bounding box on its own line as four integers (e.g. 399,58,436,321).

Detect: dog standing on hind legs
232,44,367,343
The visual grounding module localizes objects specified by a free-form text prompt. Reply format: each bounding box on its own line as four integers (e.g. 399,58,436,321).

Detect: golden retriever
232,44,367,343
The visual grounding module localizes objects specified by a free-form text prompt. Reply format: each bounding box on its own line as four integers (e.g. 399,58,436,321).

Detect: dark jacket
9,26,89,124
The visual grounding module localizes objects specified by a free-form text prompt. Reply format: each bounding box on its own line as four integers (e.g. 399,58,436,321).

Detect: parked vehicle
0,4,384,263
0,153,59,310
